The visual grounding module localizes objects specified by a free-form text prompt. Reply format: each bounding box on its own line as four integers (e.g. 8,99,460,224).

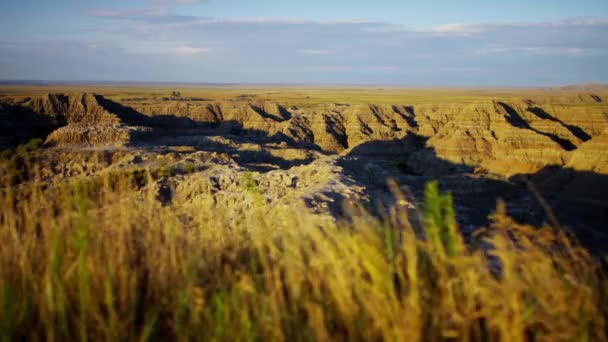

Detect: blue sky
1,0,607,85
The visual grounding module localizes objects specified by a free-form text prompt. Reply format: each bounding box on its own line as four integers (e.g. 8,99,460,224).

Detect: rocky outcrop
45,124,152,148
3,93,608,166
565,128,608,174
19,93,122,126
3,91,607,250
340,104,411,147
171,156,368,217
130,96,608,170
1,93,146,148
407,99,608,177
527,128,608,203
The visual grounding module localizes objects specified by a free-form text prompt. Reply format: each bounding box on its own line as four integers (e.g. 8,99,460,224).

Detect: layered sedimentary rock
566,128,608,173
407,99,608,177
1,93,150,148
2,91,608,247
19,93,122,125
529,128,608,203
45,124,152,148
3,93,608,175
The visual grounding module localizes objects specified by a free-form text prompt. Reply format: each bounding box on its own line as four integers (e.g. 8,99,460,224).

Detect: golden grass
0,153,606,341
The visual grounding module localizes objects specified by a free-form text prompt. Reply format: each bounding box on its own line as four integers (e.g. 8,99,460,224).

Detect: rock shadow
250,104,292,122
497,102,578,151
526,106,592,142
392,105,419,128
339,135,608,254
131,119,321,172
0,104,58,148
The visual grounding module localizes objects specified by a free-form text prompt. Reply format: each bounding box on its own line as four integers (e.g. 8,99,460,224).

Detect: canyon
1,87,607,252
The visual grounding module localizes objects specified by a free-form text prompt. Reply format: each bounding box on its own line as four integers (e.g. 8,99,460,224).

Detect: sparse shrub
169,165,179,176
153,165,178,178
241,171,259,194
23,138,44,151
151,167,168,179
183,161,196,174
130,169,150,188
14,137,44,155
15,145,26,155
0,149,14,160
0,152,28,185
101,167,183,190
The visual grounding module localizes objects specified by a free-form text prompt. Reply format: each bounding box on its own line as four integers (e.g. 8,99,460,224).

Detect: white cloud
432,17,608,35
150,0,208,5
477,46,546,55
118,41,212,57
88,0,208,19
176,17,374,26
236,65,399,74
173,45,211,56
297,49,336,55
68,10,608,85
476,45,604,57
433,23,481,35
87,8,169,18
566,48,587,57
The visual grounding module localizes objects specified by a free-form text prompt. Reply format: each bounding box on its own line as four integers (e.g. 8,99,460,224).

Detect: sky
1,0,607,86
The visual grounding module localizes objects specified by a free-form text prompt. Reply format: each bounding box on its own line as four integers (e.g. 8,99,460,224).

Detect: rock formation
2,91,607,247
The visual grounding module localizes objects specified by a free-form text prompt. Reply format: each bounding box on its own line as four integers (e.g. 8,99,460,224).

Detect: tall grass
0,157,605,341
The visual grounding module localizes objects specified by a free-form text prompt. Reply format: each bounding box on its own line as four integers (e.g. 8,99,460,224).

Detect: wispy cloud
477,45,606,57
150,0,208,5
88,0,208,19
236,65,399,74
297,49,337,55
173,45,212,56
432,23,480,35
88,11,375,26
432,17,608,34
88,8,170,18
183,17,373,25
115,40,213,57
5,4,608,85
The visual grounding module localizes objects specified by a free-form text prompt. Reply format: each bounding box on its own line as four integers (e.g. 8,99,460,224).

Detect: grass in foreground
0,162,606,341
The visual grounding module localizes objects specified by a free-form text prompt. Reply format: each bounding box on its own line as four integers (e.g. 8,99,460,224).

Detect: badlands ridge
1,90,607,250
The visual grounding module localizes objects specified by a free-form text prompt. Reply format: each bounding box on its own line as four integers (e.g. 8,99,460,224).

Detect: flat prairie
3,84,607,104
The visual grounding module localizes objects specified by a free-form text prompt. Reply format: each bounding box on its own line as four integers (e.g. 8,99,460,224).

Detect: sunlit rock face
2,91,607,248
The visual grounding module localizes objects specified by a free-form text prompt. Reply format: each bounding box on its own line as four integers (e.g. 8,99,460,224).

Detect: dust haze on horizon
1,0,608,86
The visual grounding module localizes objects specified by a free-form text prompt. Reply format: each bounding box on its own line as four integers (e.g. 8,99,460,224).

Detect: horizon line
1,79,606,90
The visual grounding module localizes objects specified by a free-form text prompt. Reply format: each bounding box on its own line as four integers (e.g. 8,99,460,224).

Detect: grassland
0,146,606,341
2,84,607,106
